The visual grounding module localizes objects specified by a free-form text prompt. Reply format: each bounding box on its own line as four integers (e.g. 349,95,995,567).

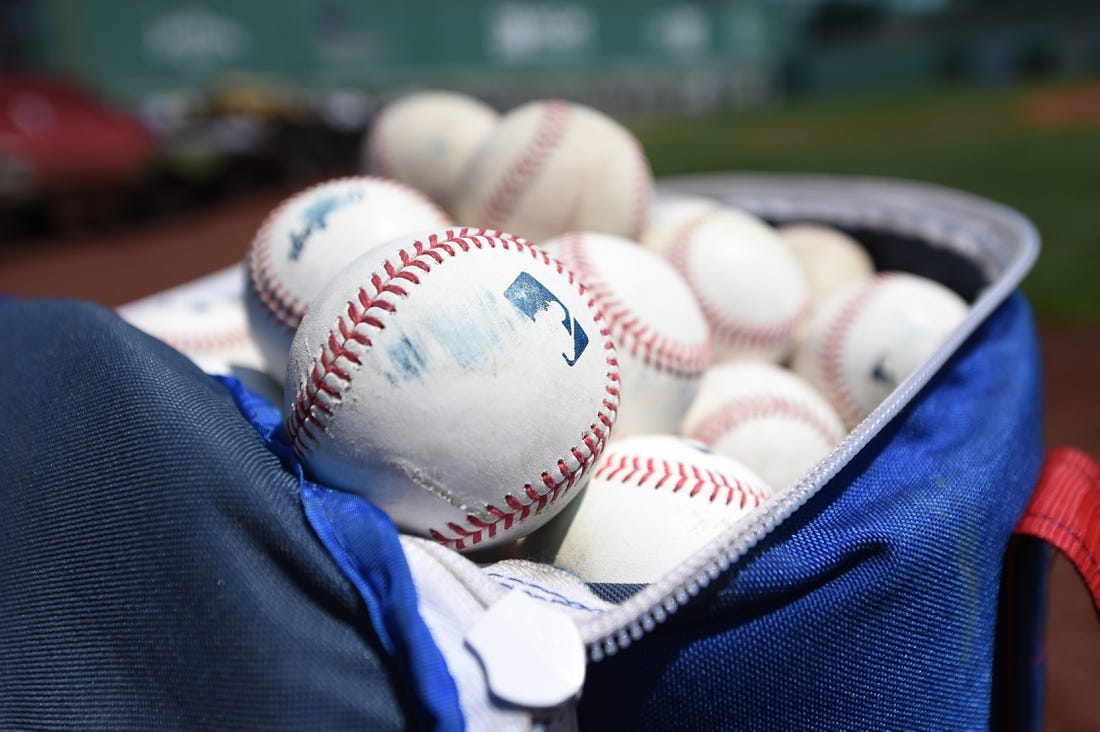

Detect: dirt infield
1022,80,1100,129
1,186,1097,728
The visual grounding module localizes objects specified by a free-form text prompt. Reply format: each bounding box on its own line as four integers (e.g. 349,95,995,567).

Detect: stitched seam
484,572,606,612
248,193,308,333
247,176,451,334
667,211,806,351
284,227,621,551
482,100,571,228
286,227,508,453
559,232,710,378
162,328,252,354
687,395,845,447
1021,514,1100,574
491,580,607,612
595,454,768,508
821,274,895,426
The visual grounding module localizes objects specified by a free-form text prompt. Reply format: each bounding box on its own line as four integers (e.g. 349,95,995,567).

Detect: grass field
628,78,1100,324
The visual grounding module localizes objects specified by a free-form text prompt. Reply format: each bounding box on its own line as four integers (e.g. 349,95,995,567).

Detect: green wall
37,0,791,104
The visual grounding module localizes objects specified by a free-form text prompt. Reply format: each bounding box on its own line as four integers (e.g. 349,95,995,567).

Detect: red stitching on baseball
557,231,711,378
481,100,571,229
160,327,253,355
667,211,808,353
595,453,769,508
247,176,451,335
248,217,304,334
820,274,898,427
283,226,621,551
687,396,845,448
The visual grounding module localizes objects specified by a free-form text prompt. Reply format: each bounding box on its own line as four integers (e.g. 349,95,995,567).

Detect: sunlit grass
628,79,1100,323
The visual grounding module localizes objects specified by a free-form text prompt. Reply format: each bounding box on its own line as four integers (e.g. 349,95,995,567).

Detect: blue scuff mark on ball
384,333,428,385
288,189,365,262
425,289,508,372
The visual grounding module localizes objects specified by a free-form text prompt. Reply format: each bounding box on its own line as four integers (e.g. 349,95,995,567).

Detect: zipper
570,173,1039,661
428,173,1039,718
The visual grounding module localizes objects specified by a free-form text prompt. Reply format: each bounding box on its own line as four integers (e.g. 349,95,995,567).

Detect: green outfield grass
628,79,1100,323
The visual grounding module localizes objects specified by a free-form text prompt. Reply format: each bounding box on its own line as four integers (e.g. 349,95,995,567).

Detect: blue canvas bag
2,174,1096,731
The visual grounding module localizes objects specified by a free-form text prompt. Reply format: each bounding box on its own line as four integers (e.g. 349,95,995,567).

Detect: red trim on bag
1014,446,1100,615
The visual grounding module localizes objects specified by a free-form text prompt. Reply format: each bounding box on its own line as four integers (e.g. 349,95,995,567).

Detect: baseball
522,434,774,584
641,191,721,256
778,222,875,306
284,227,620,553
679,361,846,490
119,291,284,404
363,90,499,207
120,291,264,375
792,271,969,428
244,176,452,383
541,231,711,438
665,207,811,363
448,99,653,243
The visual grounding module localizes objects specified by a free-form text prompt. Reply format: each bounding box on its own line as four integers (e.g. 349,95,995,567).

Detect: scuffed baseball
542,231,711,438
284,227,620,553
778,223,875,305
448,99,653,243
363,90,499,207
679,361,846,490
244,176,452,383
666,207,811,363
792,272,969,428
523,434,774,584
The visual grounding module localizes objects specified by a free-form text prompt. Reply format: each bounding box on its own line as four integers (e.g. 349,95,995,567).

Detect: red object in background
0,72,154,202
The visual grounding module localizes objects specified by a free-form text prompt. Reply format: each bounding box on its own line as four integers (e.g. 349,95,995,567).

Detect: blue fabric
217,375,465,732
0,292,1049,731
580,292,1046,731
0,299,410,730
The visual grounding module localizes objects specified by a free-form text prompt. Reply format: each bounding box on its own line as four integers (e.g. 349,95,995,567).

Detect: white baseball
120,292,264,375
363,90,499,207
542,231,711,438
778,223,875,305
120,293,284,403
284,227,620,553
245,176,452,383
679,361,846,490
792,272,969,428
666,207,811,363
522,434,773,584
448,99,653,243
641,192,721,256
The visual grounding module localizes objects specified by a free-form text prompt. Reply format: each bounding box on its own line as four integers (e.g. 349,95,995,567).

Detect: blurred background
2,0,1099,320
0,1,1097,728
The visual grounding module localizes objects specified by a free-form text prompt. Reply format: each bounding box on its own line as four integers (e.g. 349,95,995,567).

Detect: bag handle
1014,446,1100,613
